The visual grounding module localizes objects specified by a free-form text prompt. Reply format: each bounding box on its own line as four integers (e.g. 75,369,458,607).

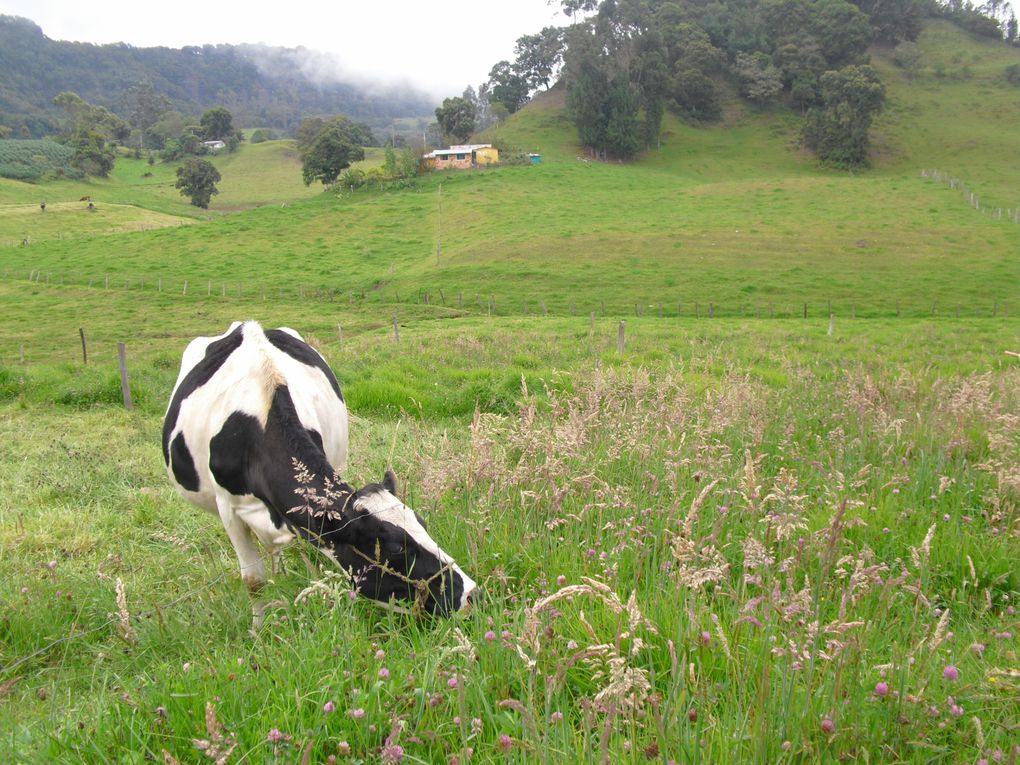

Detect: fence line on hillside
920,169,1020,222
0,267,1013,320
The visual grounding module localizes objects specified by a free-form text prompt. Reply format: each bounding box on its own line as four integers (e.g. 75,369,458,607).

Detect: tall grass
1,300,1017,763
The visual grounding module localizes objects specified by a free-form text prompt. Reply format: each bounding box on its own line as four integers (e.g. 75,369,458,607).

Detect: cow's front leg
215,494,268,631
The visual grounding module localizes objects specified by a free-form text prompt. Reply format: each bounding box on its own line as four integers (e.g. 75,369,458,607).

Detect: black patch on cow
162,324,244,465
207,386,343,534
265,329,344,402
169,432,200,492
209,410,261,498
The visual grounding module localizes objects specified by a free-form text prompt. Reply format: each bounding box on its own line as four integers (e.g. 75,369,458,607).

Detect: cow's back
163,322,348,512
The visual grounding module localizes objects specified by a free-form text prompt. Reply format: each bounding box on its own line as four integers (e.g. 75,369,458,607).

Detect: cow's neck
256,385,356,546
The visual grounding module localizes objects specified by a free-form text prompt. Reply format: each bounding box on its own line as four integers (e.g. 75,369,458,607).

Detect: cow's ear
383,469,398,496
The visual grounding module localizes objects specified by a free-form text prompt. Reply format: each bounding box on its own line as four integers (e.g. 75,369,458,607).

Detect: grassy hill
2,23,1016,317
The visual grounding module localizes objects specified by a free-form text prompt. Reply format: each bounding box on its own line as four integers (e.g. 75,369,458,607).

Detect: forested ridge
462,0,1014,167
0,15,435,137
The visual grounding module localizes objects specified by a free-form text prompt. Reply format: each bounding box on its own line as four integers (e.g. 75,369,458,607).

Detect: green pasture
3,158,1019,318
1,23,1019,319
1,281,1019,763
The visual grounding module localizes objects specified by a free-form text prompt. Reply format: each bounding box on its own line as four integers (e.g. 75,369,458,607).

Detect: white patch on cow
353,489,477,609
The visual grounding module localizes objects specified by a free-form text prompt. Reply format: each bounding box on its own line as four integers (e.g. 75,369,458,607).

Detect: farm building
425,144,499,170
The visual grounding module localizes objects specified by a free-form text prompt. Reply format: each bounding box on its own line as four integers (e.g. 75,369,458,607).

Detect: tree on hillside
514,27,565,92
802,65,885,167
630,30,670,149
434,96,476,143
175,157,221,208
732,52,784,105
199,107,242,150
53,91,129,144
850,0,923,42
301,125,365,185
68,127,116,177
486,61,531,115
124,81,171,150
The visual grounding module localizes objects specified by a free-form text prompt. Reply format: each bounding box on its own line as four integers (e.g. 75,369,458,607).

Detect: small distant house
203,140,226,152
425,144,499,170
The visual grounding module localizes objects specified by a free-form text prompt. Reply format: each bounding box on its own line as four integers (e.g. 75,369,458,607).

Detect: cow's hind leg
215,494,269,630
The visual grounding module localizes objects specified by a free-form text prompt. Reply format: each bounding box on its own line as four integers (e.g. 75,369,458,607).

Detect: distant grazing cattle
163,321,476,625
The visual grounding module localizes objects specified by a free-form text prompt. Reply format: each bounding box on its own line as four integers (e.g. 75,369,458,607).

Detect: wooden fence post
79,327,87,365
709,303,714,318
182,280,188,296
803,303,807,319
393,315,400,343
117,343,133,410
337,323,343,346
617,321,626,354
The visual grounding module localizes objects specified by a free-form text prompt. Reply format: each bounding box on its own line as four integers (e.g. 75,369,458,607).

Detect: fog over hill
0,15,437,137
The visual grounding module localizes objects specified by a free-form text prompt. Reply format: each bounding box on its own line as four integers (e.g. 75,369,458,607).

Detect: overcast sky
0,0,569,98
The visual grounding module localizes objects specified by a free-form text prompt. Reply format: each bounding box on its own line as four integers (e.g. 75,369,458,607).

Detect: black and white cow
162,321,475,624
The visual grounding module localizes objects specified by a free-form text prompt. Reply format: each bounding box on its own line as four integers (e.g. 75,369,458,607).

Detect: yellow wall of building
475,147,499,165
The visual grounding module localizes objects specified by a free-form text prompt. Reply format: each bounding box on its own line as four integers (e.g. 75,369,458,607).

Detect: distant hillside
0,15,436,137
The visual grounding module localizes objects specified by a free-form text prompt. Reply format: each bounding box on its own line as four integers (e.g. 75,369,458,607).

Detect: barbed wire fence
920,168,1020,222
0,267,1012,320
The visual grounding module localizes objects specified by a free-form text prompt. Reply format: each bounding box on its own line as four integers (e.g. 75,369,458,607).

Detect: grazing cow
162,321,475,624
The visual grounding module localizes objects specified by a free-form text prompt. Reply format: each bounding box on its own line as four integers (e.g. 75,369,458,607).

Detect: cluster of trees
296,116,374,186
433,0,1009,168
434,28,566,145
159,106,243,161
550,0,903,165
52,91,128,177
48,88,245,177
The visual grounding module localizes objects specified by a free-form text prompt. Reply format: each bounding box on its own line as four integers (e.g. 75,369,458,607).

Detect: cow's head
332,471,476,615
